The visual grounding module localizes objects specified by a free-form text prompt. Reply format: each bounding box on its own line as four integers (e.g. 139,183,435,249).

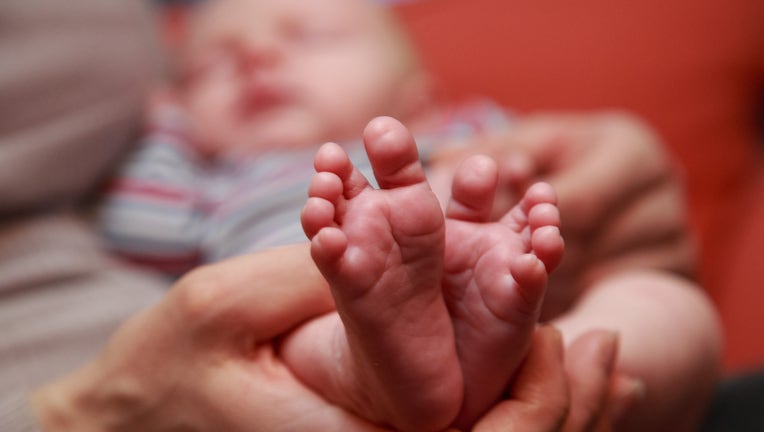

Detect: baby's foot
442,155,564,428
299,117,462,431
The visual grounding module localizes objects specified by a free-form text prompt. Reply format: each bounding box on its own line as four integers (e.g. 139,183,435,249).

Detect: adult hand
475,327,641,432
32,244,388,432
32,243,636,431
430,112,695,316
472,325,571,431
562,330,646,432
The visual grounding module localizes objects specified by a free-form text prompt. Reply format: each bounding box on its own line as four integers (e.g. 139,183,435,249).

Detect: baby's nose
237,38,281,73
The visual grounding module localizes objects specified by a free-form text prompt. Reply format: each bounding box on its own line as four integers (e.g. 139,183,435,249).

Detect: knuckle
174,264,229,323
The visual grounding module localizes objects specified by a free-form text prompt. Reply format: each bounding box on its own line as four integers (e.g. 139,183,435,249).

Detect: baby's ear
158,4,194,64
158,2,212,85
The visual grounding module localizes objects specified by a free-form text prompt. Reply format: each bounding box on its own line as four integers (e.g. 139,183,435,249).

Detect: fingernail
597,330,619,373
610,376,647,422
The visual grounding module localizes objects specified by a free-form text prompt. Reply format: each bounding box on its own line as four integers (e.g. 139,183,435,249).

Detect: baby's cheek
187,105,236,155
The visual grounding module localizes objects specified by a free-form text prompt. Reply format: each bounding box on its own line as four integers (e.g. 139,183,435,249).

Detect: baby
102,0,560,429
100,0,720,430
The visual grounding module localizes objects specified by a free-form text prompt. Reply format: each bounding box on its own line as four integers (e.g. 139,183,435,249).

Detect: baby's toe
363,116,427,190
310,227,348,272
446,155,498,222
531,226,564,272
301,197,336,239
528,203,561,231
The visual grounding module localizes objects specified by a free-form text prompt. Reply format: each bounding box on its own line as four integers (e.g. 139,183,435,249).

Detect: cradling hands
429,112,695,314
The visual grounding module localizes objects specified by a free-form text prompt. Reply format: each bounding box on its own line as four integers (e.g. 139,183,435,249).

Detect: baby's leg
442,155,564,428
283,117,462,431
551,271,722,431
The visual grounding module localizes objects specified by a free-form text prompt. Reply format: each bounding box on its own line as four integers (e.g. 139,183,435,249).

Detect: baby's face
182,0,425,155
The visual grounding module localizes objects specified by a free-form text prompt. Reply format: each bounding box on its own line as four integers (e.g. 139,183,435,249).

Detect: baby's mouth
240,83,293,115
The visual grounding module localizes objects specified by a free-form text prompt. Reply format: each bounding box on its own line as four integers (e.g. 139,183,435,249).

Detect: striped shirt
97,100,513,276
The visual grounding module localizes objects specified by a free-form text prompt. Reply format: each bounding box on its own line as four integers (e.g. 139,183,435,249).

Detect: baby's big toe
363,116,427,190
447,155,498,223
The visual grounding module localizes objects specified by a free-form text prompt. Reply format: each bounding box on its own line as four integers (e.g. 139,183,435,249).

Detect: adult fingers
169,243,335,344
473,326,569,432
503,113,673,238
562,329,619,432
580,177,696,282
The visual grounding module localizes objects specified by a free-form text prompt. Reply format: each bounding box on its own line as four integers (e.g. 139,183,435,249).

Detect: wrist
31,362,155,432
32,368,101,431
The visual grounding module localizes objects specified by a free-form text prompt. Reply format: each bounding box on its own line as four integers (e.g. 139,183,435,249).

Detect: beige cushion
0,0,160,215
0,2,166,428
